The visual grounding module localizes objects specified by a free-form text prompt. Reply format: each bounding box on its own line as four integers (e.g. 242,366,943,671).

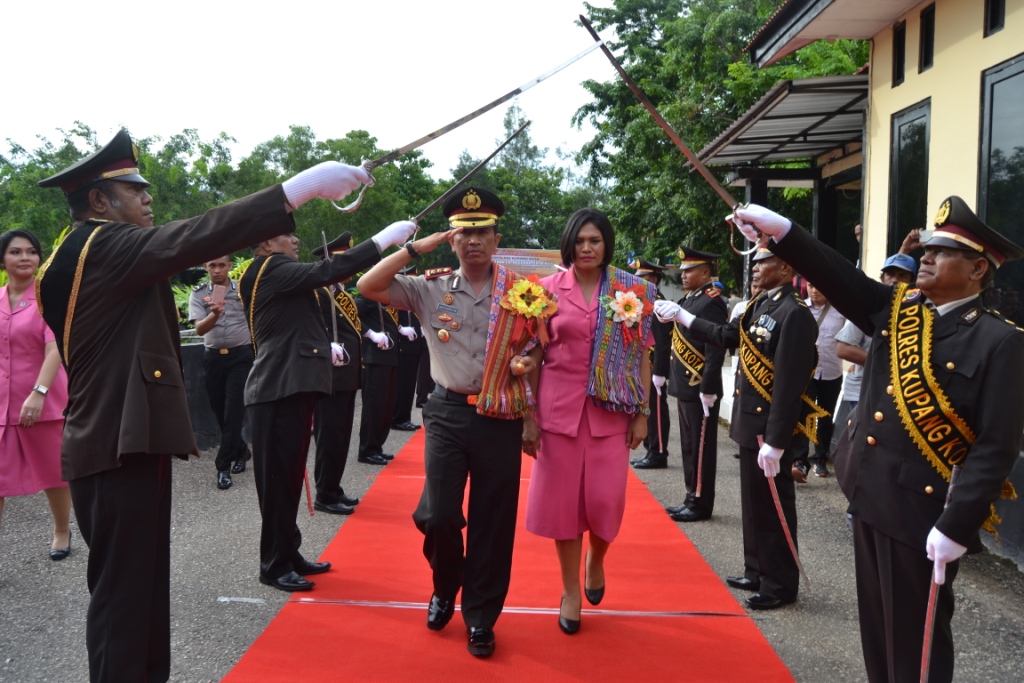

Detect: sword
332,44,600,213
322,231,338,344
408,121,530,239
304,467,314,516
920,465,961,683
695,409,708,497
757,435,810,590
579,15,741,211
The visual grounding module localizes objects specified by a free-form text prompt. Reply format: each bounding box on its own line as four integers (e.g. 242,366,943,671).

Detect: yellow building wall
863,0,1024,275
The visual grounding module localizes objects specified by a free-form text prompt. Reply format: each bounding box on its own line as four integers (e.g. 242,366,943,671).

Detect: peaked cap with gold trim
920,195,1024,267
442,187,505,228
676,247,721,271
38,129,149,194
312,231,354,259
629,258,666,277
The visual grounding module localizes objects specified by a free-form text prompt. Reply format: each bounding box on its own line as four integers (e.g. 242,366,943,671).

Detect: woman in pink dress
0,229,72,559
522,208,654,634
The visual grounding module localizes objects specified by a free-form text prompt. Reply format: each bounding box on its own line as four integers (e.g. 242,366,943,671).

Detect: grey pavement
2,397,1023,682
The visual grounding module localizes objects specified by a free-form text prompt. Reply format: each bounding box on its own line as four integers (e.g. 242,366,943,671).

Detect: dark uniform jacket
667,281,728,402
356,294,400,366
651,289,672,378
689,283,818,450
37,186,292,480
314,286,363,394
396,310,426,356
773,225,1024,551
241,240,380,406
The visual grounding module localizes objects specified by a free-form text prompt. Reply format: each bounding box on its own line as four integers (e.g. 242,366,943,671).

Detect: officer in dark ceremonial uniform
355,292,401,464
655,248,818,610
392,266,426,431
629,259,673,469
662,248,728,522
356,188,527,658
35,129,373,682
732,199,1024,683
241,221,415,593
416,343,435,407
310,232,363,515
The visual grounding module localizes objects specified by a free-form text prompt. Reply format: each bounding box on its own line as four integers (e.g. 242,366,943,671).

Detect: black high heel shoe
49,530,72,561
558,598,580,635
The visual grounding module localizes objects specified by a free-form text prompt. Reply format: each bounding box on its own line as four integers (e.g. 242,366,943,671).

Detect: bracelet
404,241,419,259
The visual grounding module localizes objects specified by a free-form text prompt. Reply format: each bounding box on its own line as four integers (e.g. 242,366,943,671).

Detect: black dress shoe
391,421,421,431
630,451,653,466
295,559,331,576
231,447,252,474
725,576,760,592
49,530,72,561
357,454,389,465
632,455,667,469
665,503,687,514
381,453,395,461
558,599,581,635
217,470,232,489
415,400,427,408
427,594,455,631
313,500,355,515
745,593,795,610
339,493,360,506
669,508,711,523
259,571,314,592
467,626,495,656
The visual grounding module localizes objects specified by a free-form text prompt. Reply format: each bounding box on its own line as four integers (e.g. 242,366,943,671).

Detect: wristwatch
32,384,49,396
638,403,651,416
404,241,419,259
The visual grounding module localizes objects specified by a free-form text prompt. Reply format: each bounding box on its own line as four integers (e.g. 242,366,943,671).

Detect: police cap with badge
630,258,667,281
442,187,505,228
311,232,354,260
38,129,149,196
676,247,720,271
920,195,1024,268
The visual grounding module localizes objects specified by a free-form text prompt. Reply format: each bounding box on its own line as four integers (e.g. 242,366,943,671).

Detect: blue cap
881,253,917,276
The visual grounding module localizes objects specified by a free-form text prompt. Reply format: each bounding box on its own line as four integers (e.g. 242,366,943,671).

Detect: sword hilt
330,157,377,213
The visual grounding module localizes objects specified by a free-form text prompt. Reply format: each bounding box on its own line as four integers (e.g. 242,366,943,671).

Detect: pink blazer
0,285,69,424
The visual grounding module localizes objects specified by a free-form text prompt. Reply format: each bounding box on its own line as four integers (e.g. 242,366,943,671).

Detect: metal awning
698,75,867,169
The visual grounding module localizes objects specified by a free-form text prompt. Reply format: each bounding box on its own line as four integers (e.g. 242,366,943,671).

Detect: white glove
365,329,390,349
699,393,717,417
281,161,371,209
926,527,967,585
399,325,417,341
654,300,695,327
372,220,417,252
729,204,793,241
330,342,347,367
652,375,666,395
757,442,784,478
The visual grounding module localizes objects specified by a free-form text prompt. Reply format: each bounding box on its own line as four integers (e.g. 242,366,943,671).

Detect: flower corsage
499,274,558,346
599,282,654,343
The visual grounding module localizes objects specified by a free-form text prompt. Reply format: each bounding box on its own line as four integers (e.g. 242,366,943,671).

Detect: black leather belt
433,386,479,406
206,345,249,355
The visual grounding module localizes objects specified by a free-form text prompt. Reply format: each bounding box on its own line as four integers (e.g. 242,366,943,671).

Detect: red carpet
224,431,793,681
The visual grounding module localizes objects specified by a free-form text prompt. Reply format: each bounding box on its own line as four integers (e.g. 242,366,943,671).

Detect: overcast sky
4,1,617,179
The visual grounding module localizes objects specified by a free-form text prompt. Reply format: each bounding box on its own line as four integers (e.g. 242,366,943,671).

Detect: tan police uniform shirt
388,268,491,395
188,280,251,350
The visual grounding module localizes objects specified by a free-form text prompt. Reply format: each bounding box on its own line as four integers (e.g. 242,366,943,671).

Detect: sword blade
920,465,961,683
696,414,707,497
411,121,530,226
322,231,339,344
758,435,811,590
579,15,740,210
367,43,600,172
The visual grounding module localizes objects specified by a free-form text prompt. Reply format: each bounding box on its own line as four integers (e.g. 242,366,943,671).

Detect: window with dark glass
893,21,906,86
980,54,1024,316
888,100,930,254
919,5,935,72
985,0,1005,37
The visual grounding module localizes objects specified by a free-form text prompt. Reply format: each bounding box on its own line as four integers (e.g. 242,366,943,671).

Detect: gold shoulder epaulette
424,267,452,280
985,307,1024,332
794,293,807,306
706,287,720,298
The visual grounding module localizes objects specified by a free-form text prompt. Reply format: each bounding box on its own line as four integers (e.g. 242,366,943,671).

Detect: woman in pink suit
0,229,72,559
522,208,654,634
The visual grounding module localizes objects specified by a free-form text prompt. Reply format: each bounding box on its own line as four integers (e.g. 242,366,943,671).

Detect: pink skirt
526,403,630,542
0,421,66,497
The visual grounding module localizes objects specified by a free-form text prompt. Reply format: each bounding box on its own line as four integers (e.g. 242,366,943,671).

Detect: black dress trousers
358,364,398,458
69,453,172,683
203,345,253,472
412,392,523,629
392,350,421,425
678,398,719,515
642,378,671,458
313,389,357,504
249,392,317,579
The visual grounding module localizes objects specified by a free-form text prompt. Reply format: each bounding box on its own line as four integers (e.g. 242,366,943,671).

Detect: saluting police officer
355,292,401,464
630,259,672,469
35,129,371,682
732,199,1024,683
656,248,819,610
663,248,728,522
241,221,415,593
357,188,527,658
189,256,253,490
310,232,363,515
